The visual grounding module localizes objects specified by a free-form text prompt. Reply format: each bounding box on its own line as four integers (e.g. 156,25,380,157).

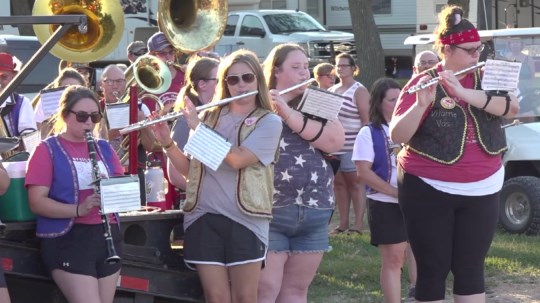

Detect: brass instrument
32,0,125,63
157,0,228,54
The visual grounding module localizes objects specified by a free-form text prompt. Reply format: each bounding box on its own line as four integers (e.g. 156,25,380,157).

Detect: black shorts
183,213,266,269
41,224,123,278
367,199,408,246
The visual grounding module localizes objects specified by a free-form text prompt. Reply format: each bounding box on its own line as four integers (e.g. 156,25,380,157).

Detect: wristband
298,115,309,134
76,204,80,217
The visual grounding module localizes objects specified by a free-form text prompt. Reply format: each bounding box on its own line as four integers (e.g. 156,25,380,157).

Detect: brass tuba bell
157,0,228,54
32,0,125,63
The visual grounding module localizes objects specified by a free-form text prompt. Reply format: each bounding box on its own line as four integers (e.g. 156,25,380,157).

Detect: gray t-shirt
183,107,283,245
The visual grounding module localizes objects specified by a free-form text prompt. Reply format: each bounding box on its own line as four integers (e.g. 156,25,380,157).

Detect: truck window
224,15,239,36
240,16,265,37
263,13,325,34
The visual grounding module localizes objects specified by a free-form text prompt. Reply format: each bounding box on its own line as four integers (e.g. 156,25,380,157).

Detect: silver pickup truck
213,10,356,68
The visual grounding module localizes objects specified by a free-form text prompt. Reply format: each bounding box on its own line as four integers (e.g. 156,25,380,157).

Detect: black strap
308,120,327,142
298,114,309,135
502,95,511,116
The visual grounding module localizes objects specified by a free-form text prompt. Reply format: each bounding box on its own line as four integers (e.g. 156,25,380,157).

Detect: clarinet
84,130,121,264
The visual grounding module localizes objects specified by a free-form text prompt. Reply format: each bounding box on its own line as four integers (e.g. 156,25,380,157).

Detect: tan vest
183,107,278,218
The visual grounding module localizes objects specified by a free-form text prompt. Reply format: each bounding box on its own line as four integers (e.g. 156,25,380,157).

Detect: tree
348,0,385,89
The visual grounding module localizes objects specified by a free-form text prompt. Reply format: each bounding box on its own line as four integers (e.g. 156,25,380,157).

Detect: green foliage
308,231,540,302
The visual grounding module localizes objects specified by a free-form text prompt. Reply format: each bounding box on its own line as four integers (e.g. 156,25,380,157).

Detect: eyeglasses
417,60,438,66
453,44,485,55
103,78,126,85
70,110,102,123
225,73,256,86
202,78,218,82
336,64,352,68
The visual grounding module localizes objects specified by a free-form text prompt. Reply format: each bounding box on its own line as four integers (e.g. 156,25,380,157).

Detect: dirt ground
443,278,540,303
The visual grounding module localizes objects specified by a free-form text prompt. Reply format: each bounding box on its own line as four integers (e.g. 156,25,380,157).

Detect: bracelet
76,204,80,217
298,115,309,135
282,109,294,123
308,120,328,142
482,92,492,110
162,140,175,150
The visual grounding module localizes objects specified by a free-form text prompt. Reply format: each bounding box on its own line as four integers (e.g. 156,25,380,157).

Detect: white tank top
329,81,364,153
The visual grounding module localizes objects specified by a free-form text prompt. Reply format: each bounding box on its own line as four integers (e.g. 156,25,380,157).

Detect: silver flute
406,61,485,94
119,78,316,135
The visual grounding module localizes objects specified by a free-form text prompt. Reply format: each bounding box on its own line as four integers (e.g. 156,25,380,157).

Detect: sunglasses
131,49,148,56
225,73,256,86
453,44,485,55
70,110,102,123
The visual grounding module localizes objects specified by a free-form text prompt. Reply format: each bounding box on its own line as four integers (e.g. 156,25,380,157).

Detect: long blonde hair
213,49,272,111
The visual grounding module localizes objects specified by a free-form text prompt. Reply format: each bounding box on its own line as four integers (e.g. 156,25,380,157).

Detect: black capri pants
397,167,499,301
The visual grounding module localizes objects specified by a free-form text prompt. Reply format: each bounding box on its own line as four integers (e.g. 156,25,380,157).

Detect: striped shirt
329,81,365,153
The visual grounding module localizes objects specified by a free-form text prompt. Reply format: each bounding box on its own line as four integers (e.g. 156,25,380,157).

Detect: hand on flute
181,97,200,130
437,70,466,98
416,74,437,108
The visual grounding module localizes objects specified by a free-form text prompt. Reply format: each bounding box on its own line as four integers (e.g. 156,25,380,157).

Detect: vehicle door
214,14,241,57
236,14,268,62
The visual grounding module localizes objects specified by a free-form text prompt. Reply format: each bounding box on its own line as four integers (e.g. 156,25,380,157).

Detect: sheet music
21,130,41,154
100,176,142,214
40,86,66,118
106,103,130,130
481,59,522,91
297,87,345,121
184,123,232,171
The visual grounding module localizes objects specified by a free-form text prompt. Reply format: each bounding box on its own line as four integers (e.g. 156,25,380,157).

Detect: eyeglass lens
104,79,126,85
225,73,256,86
455,44,484,55
71,111,102,123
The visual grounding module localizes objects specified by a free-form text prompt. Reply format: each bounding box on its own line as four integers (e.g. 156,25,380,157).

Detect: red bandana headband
439,28,480,45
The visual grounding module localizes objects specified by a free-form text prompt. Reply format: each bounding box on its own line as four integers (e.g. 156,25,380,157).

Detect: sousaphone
157,0,228,54
32,0,124,63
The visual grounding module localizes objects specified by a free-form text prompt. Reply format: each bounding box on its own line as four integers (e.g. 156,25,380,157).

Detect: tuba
32,0,125,63
157,0,228,54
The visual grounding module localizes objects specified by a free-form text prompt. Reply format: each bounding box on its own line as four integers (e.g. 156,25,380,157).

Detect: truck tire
499,176,540,234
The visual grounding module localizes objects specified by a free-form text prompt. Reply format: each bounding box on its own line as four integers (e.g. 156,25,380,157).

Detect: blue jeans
269,205,332,253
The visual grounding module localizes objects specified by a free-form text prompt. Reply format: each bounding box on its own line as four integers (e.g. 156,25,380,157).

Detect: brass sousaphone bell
32,0,125,63
157,0,228,54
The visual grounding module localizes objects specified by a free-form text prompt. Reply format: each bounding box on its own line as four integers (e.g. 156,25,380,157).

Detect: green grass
307,229,540,303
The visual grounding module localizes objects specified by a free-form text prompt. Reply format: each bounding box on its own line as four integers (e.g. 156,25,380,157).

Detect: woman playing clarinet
26,86,124,303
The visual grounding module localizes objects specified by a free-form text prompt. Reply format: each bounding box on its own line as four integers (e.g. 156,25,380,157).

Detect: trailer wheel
499,176,540,235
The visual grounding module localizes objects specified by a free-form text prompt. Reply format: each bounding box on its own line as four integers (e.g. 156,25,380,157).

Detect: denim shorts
337,151,356,173
269,205,333,253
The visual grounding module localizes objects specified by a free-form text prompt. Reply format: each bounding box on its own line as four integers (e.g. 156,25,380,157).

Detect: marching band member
0,52,37,137
169,56,220,190
257,43,344,303
26,86,123,303
151,49,282,303
390,6,519,302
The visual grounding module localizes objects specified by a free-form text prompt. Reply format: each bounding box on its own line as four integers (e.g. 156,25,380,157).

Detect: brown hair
369,78,401,128
175,57,220,111
263,43,307,90
335,53,359,77
51,86,101,134
53,67,86,87
213,49,272,111
313,62,335,76
434,5,477,55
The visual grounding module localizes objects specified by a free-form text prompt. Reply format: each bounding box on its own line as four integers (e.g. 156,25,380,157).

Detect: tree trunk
447,0,470,17
348,0,385,90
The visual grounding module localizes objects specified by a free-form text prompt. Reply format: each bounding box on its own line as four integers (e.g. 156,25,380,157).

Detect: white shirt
1,94,37,136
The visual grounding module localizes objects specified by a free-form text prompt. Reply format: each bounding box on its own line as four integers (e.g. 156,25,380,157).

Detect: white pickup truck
213,10,356,68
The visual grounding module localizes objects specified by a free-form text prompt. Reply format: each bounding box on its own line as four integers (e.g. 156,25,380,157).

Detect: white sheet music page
100,175,142,214
40,87,66,118
481,59,522,91
105,103,130,130
297,87,344,121
21,130,41,154
184,123,232,171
